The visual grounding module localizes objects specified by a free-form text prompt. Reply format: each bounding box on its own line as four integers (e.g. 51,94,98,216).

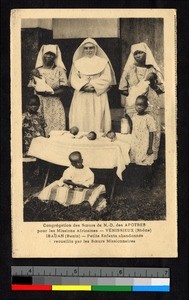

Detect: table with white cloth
28,131,131,200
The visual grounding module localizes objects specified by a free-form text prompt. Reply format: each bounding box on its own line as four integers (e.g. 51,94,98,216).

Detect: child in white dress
29,69,54,94
130,95,157,166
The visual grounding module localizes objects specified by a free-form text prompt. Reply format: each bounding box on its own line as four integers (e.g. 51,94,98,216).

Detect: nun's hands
82,84,95,92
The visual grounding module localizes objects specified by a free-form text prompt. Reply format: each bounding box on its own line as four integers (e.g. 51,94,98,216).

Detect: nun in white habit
69,38,116,132
28,44,68,136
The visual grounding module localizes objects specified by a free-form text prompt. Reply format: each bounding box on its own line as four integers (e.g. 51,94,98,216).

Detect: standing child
38,151,106,208
22,95,46,156
130,95,157,185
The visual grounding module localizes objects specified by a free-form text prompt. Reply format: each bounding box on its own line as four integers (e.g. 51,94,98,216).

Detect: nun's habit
69,38,116,132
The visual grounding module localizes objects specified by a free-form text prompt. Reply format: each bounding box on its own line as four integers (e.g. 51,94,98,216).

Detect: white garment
126,79,150,106
130,113,157,165
69,38,116,132
57,165,94,187
74,56,107,76
28,134,131,180
31,76,54,94
37,165,106,207
71,38,116,85
69,63,112,132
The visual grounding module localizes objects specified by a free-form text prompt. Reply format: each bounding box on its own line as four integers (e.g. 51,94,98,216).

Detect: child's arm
147,132,154,155
78,134,87,139
22,114,26,124
147,115,157,155
127,114,133,134
63,179,88,189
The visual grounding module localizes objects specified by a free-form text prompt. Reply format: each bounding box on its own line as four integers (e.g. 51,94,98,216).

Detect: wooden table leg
110,172,117,202
43,163,51,189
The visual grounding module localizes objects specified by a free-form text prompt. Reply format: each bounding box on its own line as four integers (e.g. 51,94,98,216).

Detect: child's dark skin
78,131,97,140
27,98,40,114
63,153,88,189
135,97,153,155
70,126,79,136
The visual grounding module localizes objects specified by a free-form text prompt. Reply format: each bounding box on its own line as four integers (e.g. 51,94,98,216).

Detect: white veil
70,38,116,85
35,44,66,70
123,42,163,80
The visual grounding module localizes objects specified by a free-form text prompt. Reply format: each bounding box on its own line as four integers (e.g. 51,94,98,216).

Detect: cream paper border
11,9,177,258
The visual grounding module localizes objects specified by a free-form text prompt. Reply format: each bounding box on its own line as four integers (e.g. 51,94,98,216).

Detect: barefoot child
130,95,157,186
38,151,106,207
22,95,46,156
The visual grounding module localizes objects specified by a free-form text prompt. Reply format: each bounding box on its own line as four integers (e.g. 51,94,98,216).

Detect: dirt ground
23,136,166,222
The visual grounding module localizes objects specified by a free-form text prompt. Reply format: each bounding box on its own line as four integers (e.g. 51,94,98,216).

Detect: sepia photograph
21,17,165,222
11,9,177,258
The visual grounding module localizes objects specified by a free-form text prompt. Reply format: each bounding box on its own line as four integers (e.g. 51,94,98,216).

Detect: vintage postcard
11,9,177,257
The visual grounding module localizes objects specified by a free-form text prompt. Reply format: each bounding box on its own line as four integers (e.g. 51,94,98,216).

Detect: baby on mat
38,151,106,208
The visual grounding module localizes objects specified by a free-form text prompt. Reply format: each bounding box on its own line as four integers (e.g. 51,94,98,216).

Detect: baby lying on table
57,126,80,139
78,131,97,141
38,151,106,207
102,131,117,142
79,131,117,142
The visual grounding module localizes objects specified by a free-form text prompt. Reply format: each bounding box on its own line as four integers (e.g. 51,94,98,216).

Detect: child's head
135,95,148,114
106,131,116,140
145,72,157,83
69,151,83,169
26,95,40,114
70,126,79,136
87,131,97,140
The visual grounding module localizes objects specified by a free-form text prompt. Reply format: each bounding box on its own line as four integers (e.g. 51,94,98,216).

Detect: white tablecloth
28,131,131,180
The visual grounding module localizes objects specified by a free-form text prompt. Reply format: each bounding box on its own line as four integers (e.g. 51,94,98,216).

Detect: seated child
28,69,54,94
38,151,106,207
126,79,150,107
22,95,46,156
130,95,156,166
